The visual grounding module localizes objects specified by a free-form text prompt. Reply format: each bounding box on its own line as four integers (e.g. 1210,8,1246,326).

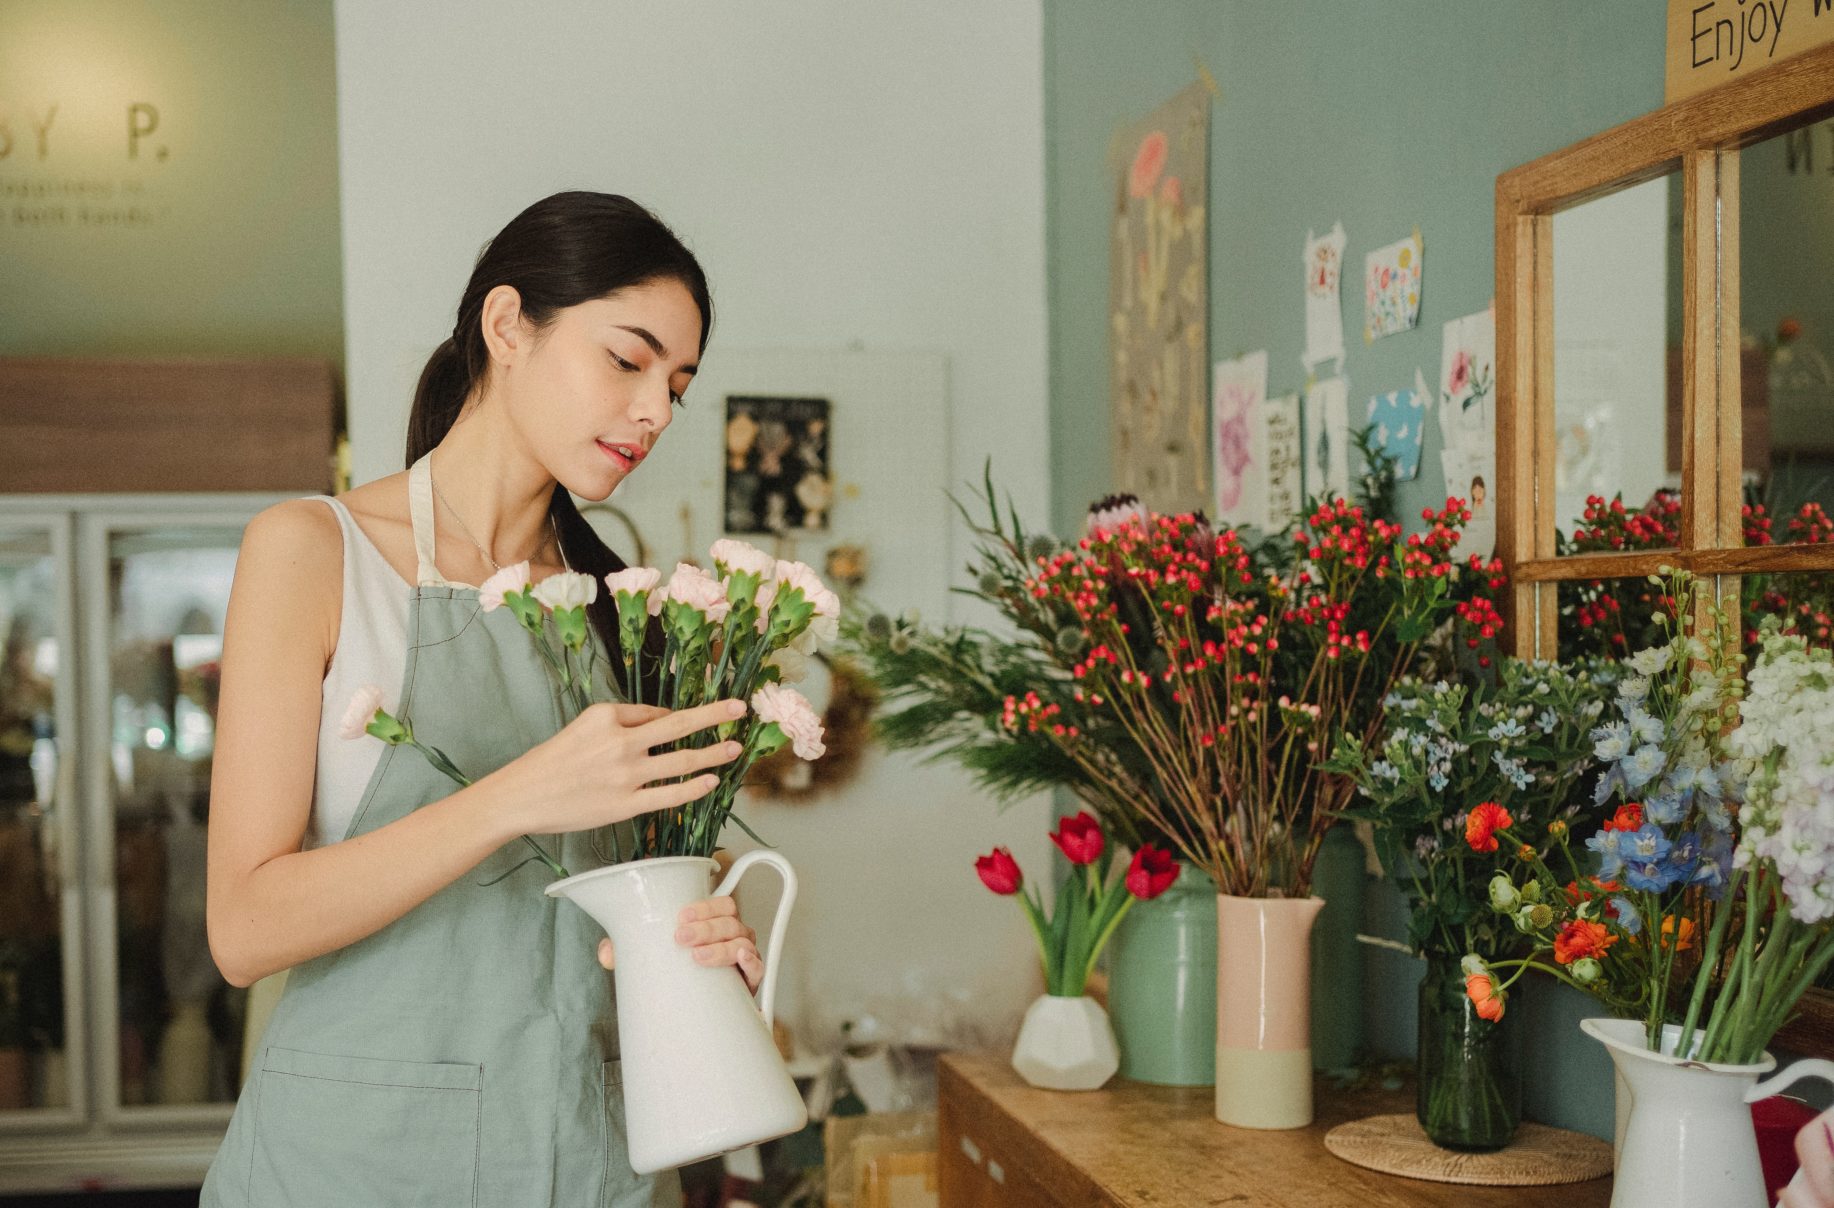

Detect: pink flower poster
1213,349,1297,531
1438,306,1497,559
1363,230,1424,342
1303,221,1347,370
1109,81,1211,514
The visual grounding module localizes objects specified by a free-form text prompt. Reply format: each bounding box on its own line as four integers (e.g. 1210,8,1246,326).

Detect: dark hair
406,192,712,673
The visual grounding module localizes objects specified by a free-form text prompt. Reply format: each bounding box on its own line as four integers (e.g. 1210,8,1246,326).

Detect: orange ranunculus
1554,919,1617,965
1659,915,1696,952
1466,974,1506,1022
1465,802,1514,853
1604,803,1644,833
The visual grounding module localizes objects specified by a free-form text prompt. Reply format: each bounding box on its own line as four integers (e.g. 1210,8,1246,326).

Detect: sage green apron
202,453,676,1207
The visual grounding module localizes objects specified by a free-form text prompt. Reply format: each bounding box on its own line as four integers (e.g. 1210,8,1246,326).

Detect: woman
200,192,758,1206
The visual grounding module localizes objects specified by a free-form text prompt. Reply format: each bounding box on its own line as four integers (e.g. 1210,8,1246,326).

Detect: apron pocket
251,1046,482,1207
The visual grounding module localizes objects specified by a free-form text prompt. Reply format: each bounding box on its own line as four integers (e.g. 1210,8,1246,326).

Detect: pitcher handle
1746,1057,1834,1103
712,849,796,1030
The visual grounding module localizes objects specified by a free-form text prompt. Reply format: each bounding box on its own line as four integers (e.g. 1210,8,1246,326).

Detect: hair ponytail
403,192,712,680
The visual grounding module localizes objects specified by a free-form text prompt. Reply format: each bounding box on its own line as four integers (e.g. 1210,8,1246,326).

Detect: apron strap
407,452,448,587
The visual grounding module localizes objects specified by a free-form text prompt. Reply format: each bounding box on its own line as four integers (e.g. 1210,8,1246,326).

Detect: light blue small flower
1625,858,1680,893
1619,675,1651,703
1626,706,1666,746
1610,896,1643,935
1623,745,1668,790
1371,760,1400,783
1643,793,1684,825
1586,829,1625,879
1593,722,1632,763
1488,718,1527,743
1536,709,1559,734
1624,823,1672,863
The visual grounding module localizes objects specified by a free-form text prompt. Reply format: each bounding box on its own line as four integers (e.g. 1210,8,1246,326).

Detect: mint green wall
1044,2,1674,1140
0,0,343,366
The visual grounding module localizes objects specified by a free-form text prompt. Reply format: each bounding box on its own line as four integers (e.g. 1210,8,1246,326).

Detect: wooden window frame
1496,43,1834,1058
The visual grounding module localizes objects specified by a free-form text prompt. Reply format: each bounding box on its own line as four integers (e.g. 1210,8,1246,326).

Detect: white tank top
301,454,570,847
300,495,412,849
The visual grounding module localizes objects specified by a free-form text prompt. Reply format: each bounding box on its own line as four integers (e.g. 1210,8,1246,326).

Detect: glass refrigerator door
0,516,84,1128
84,513,250,1126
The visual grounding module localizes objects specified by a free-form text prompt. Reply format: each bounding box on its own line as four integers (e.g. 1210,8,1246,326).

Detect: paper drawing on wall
1437,306,1497,559
1109,80,1211,514
1303,221,1347,370
724,395,832,534
1303,376,1351,501
1364,369,1431,482
1211,350,1268,527
1363,229,1424,342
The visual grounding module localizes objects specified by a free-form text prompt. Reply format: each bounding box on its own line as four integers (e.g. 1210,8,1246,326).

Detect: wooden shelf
937,1051,1612,1207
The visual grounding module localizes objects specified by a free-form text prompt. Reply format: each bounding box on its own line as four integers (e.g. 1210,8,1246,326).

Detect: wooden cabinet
937,1052,1612,1207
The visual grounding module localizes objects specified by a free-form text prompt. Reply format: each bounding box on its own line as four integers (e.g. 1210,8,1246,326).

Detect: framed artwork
723,395,833,534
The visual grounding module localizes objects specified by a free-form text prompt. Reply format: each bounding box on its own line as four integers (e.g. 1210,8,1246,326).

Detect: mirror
1739,119,1834,547
1551,170,1686,552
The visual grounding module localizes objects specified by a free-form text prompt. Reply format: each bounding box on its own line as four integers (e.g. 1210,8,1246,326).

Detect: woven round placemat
1323,1114,1613,1186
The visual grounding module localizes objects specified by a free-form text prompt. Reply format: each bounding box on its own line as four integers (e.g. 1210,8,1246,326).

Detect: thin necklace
428,455,556,574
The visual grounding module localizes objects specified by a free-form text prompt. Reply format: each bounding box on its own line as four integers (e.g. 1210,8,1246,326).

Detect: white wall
332,1,1054,1052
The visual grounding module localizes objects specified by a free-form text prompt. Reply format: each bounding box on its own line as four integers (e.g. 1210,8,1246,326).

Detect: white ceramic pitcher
1582,1016,1777,1208
545,850,808,1175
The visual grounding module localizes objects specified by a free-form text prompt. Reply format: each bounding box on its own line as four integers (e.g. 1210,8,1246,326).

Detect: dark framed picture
723,395,832,534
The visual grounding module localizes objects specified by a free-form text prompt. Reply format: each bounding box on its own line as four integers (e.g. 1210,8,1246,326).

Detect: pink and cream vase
1212,894,1326,1130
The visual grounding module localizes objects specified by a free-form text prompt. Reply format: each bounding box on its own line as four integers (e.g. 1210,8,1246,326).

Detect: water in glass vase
1416,952,1522,1152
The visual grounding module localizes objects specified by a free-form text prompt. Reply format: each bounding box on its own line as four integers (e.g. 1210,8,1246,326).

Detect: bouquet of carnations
1465,571,1834,1062
343,539,838,875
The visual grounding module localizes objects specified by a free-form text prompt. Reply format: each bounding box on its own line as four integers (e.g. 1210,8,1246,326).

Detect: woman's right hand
485,698,747,836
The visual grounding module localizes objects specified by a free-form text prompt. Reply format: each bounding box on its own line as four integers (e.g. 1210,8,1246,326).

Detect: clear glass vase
1416,951,1522,1152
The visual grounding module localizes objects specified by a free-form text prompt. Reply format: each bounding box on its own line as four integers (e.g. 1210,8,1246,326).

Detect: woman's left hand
594,896,763,993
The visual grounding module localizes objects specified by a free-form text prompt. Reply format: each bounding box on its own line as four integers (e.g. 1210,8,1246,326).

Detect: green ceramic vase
1106,862,1217,1086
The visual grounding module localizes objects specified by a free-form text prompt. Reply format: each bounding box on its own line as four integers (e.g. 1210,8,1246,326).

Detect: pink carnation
479,560,531,613
709,539,774,580
660,561,730,622
604,566,661,598
338,683,386,741
752,682,826,760
771,559,840,619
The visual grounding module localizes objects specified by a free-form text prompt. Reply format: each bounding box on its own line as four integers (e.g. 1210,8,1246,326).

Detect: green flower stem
1677,868,1742,1058
407,738,569,879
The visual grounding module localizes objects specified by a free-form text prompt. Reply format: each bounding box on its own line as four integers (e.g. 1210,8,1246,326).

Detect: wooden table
937,1052,1613,1207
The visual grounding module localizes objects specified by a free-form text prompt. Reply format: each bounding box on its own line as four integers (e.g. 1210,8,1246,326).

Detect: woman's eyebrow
613,324,698,375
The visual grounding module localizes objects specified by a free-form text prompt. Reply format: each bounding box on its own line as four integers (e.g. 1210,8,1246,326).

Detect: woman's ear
479,283,526,368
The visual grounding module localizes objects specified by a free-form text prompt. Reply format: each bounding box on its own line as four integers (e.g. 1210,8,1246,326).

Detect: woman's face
504,277,703,500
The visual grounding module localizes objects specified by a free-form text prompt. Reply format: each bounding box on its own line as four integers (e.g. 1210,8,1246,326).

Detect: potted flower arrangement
1463,571,1834,1206
846,473,1221,1087
973,811,1178,1090
1324,658,1613,1150
1005,493,1503,1128
342,539,835,1175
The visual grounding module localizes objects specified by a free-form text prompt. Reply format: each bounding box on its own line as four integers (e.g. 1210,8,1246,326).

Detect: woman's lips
597,439,639,471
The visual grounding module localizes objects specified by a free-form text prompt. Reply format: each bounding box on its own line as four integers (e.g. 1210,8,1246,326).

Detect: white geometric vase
1011,995,1120,1091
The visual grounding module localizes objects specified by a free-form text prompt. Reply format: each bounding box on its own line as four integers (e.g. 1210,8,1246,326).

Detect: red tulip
1125,845,1179,900
1049,812,1105,866
974,847,1023,895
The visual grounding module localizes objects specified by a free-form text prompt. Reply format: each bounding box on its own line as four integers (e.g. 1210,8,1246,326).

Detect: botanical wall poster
723,395,833,534
1109,80,1212,515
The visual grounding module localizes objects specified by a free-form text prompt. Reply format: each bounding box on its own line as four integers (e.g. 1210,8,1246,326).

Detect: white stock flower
338,684,386,741
709,539,775,580
604,566,661,598
479,561,532,613
1731,630,1834,923
752,682,826,760
531,570,599,612
1628,646,1674,676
